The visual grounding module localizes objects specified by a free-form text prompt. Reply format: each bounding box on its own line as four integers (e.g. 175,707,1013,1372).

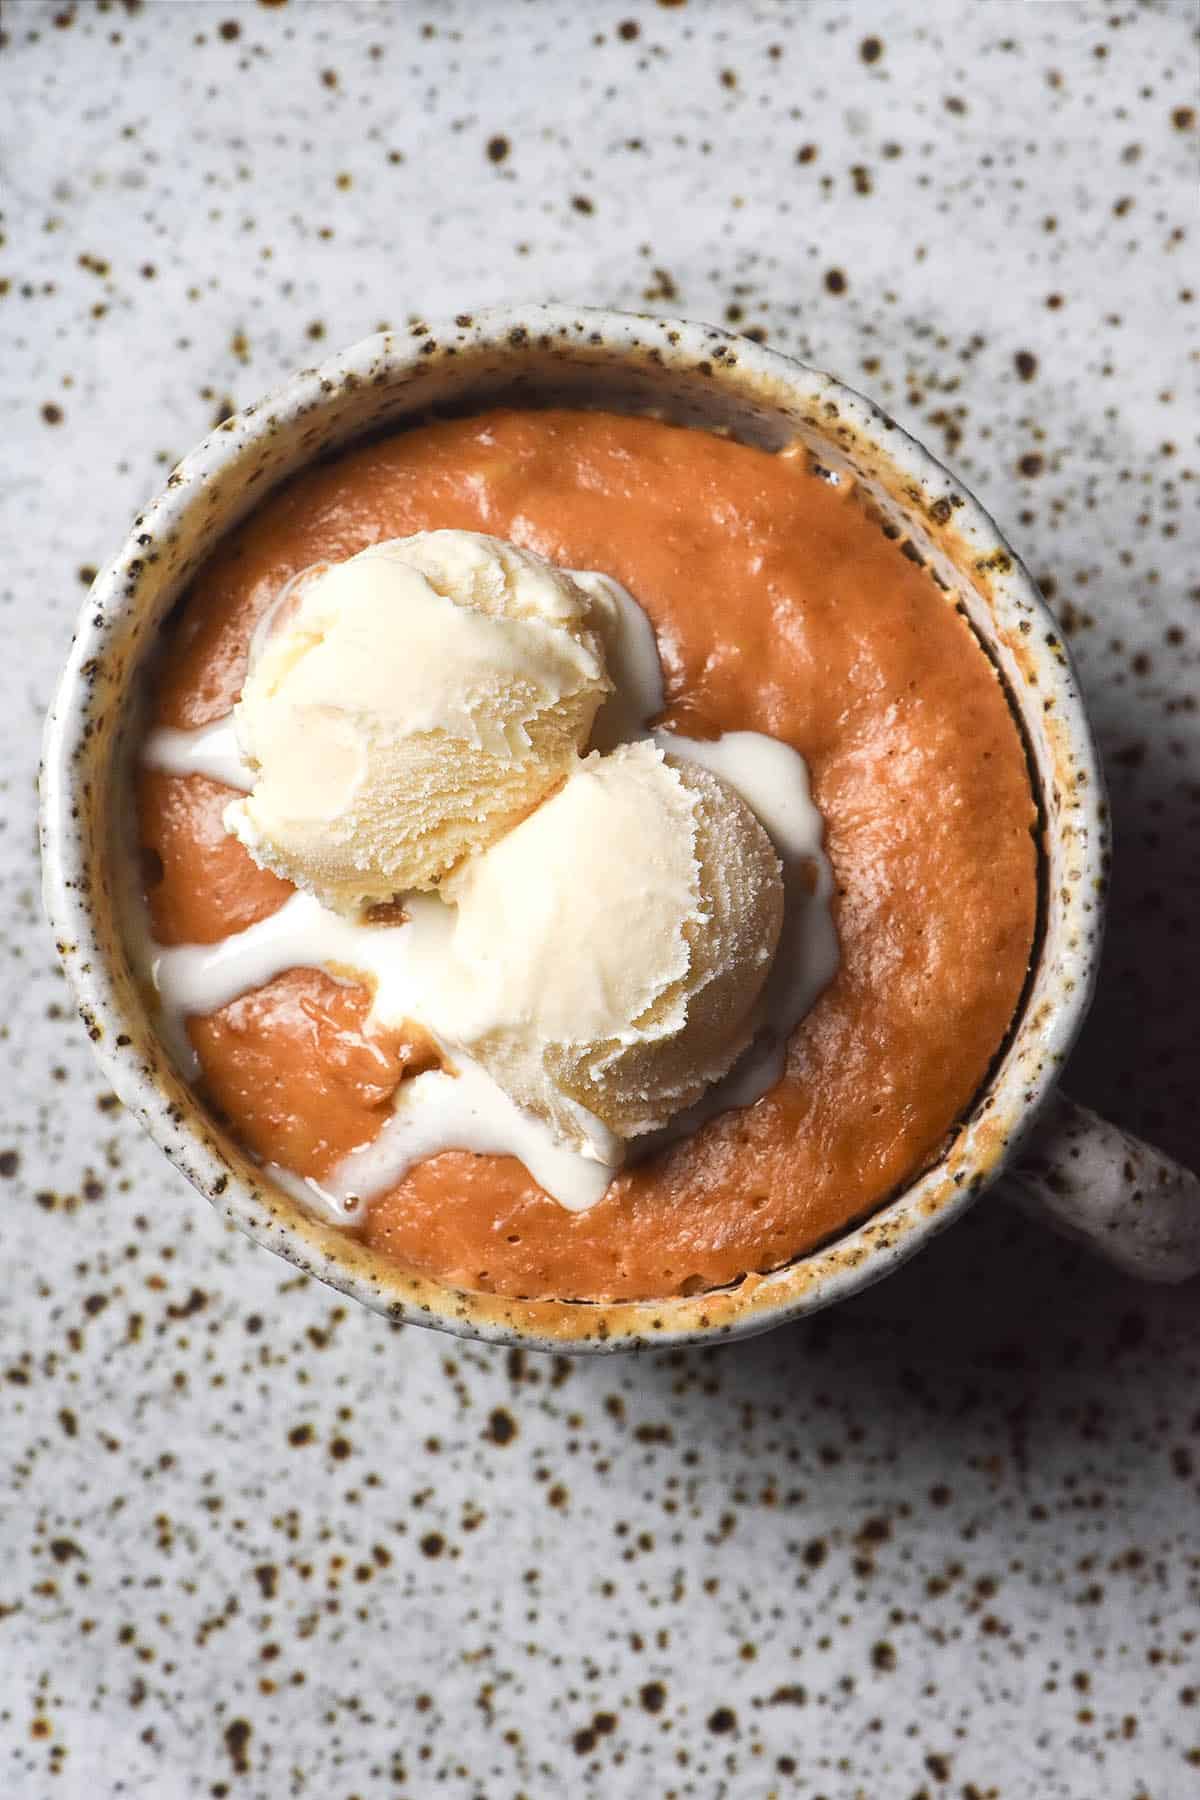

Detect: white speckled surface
2,2,1198,1795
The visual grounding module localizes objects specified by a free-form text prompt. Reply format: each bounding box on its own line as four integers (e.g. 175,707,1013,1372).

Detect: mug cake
132,405,1037,1302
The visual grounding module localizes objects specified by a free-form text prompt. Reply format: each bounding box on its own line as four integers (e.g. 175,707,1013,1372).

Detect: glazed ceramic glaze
40,306,1112,1349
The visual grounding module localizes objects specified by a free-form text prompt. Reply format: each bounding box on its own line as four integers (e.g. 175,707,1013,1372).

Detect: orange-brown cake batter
138,409,1038,1300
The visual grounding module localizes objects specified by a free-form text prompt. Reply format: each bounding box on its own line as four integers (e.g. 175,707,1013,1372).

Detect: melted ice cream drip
139,569,837,1222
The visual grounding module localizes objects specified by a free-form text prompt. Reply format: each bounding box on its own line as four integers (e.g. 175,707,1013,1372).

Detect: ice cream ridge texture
225,531,612,906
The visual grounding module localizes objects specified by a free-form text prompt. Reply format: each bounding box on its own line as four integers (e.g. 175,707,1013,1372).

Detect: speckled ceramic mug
40,306,1200,1352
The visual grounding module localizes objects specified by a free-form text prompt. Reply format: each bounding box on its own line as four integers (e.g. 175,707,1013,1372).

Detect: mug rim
39,303,1108,1352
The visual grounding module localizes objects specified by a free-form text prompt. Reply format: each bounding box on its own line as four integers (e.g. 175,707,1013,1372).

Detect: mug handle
1006,1091,1200,1282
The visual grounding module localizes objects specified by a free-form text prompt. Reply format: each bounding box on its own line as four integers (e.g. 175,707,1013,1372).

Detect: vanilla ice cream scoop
430,741,785,1149
224,532,610,910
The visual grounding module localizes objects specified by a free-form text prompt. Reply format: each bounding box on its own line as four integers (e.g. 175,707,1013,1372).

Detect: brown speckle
484,1407,517,1446
224,1719,251,1774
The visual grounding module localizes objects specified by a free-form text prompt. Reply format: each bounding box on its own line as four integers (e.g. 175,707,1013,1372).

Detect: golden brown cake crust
141,409,1037,1301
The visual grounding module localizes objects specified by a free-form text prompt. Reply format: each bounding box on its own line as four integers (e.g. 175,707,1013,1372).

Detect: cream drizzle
138,569,838,1221
142,717,252,790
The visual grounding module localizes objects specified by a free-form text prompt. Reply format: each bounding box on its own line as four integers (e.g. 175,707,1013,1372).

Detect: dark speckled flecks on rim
38,305,1108,1353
